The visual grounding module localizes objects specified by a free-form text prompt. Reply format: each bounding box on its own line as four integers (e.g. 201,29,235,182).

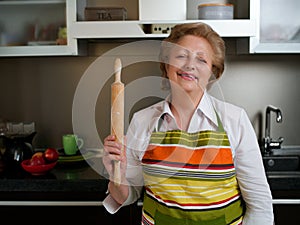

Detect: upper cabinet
249,0,300,53
0,0,77,57
1,0,299,56
72,0,256,39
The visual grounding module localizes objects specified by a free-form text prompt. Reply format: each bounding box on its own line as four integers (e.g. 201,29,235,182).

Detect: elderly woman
102,22,274,225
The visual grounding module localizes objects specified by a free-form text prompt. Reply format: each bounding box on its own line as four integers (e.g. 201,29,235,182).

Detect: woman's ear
161,78,170,90
209,73,217,82
165,63,169,77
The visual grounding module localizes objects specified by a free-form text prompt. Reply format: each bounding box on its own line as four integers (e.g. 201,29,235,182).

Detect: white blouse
104,92,274,225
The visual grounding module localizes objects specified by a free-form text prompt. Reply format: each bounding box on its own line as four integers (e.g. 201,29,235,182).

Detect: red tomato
43,148,59,163
30,152,46,166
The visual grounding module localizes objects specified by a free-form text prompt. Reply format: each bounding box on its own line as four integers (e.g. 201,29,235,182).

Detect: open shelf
71,19,256,39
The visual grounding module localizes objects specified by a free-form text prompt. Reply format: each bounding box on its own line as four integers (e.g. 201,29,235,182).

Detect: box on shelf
85,7,127,21
139,0,186,21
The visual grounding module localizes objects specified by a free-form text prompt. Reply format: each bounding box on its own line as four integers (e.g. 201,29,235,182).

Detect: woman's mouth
177,72,198,81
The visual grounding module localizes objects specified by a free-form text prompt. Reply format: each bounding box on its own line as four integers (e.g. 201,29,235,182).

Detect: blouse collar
157,91,219,129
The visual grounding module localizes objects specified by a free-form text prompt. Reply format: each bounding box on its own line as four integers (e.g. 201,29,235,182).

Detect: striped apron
141,114,245,225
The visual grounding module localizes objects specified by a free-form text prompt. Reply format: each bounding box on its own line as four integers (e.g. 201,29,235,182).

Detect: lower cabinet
0,204,142,225
273,204,300,225
1,202,300,224
272,190,300,225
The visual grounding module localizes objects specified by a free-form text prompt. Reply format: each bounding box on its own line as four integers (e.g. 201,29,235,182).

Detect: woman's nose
184,57,195,70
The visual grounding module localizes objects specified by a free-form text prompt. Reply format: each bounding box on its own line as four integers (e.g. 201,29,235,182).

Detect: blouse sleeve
103,113,146,214
233,109,274,225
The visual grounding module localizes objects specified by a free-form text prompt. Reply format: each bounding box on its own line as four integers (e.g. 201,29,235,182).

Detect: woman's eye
176,54,187,58
197,58,207,64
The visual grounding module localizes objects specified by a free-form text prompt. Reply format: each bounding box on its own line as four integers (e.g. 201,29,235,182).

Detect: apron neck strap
214,109,225,132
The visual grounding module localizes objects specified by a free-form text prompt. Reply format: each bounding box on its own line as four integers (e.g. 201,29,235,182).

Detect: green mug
62,134,84,155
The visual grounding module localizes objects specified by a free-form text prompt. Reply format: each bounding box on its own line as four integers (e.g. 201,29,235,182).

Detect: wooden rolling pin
111,58,124,186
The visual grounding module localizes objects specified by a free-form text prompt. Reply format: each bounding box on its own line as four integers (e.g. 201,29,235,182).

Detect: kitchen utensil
62,134,84,155
2,131,36,167
57,148,96,165
111,58,124,186
21,159,57,176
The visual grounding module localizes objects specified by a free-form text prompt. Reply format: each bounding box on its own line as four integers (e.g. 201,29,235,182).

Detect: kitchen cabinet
69,0,300,53
72,0,256,39
0,163,142,225
0,0,77,57
273,205,300,225
0,205,141,225
1,0,299,56
249,0,300,53
272,191,300,225
0,0,257,57
265,161,300,224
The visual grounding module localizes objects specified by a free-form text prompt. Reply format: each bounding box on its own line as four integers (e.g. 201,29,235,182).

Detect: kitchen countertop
0,158,299,203
0,161,143,225
0,160,109,203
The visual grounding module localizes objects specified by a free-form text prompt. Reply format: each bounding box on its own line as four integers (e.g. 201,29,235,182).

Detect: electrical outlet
151,24,175,34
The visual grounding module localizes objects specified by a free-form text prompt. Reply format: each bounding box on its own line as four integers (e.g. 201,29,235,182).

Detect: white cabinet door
0,0,77,57
250,0,300,53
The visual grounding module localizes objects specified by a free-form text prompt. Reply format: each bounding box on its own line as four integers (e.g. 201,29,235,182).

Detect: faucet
263,105,284,155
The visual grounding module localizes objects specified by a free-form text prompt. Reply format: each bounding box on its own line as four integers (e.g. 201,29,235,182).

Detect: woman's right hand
102,134,127,182
102,135,129,205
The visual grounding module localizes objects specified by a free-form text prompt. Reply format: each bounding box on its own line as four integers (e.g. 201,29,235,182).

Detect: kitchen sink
262,146,300,172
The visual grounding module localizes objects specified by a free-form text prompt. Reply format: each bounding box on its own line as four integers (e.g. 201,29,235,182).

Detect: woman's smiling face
166,35,214,96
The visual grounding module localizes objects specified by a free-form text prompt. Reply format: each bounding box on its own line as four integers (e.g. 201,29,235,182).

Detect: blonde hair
159,22,225,87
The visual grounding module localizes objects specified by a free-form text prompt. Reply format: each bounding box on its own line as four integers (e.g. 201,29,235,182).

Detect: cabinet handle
0,201,104,206
272,199,300,204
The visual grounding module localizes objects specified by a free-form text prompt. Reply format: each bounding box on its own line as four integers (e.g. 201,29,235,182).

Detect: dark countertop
0,162,142,225
0,159,300,202
0,161,109,202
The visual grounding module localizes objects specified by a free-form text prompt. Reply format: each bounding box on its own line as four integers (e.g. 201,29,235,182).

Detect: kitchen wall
0,41,299,150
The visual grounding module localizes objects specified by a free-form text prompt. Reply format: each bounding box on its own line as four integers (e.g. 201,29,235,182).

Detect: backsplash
210,54,300,147
0,44,299,148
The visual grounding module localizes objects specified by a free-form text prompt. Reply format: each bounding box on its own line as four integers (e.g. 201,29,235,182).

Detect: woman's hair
159,22,225,87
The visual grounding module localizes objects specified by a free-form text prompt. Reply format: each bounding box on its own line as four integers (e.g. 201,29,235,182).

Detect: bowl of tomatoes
21,148,59,176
